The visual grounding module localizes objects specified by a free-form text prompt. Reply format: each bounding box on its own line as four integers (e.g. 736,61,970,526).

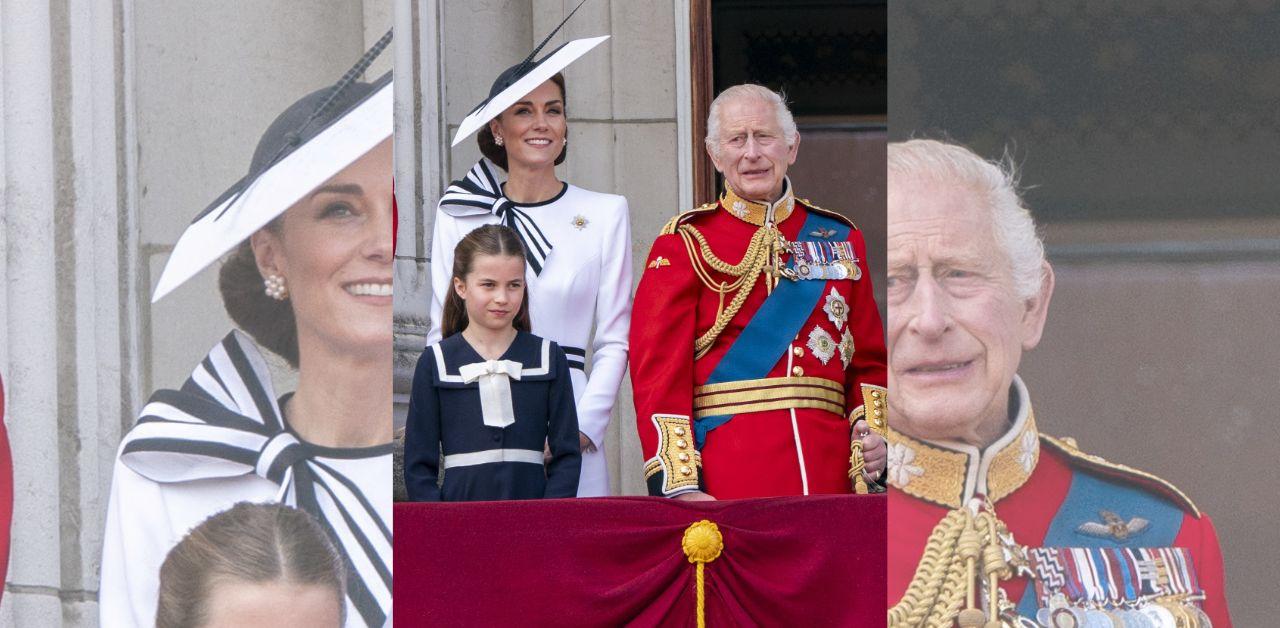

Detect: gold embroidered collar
887,376,1040,509
719,178,795,226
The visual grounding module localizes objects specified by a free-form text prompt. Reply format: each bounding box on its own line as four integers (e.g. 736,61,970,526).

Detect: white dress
430,167,632,497
99,331,393,627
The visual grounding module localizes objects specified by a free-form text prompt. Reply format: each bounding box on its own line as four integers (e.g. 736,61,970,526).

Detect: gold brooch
648,256,672,269
571,215,588,230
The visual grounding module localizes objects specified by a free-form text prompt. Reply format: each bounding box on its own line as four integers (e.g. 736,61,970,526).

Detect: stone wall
0,2,388,624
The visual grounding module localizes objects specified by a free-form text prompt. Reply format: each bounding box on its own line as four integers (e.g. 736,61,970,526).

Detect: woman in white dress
430,34,630,497
101,39,394,627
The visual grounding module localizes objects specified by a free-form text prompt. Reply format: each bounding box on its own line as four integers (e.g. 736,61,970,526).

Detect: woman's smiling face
488,79,566,171
252,138,394,362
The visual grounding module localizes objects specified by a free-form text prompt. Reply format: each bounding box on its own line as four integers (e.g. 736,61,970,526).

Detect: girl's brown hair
441,224,532,338
477,73,568,171
156,502,346,628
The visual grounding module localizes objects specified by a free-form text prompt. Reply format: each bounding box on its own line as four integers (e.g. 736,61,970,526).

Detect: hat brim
450,35,609,148
151,76,393,303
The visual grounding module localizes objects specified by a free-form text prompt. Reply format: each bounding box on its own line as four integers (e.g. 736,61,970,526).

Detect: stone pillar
1,0,137,623
1,2,388,624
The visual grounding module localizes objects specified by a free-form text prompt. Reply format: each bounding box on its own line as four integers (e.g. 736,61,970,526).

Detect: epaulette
796,198,859,231
658,202,718,235
1041,434,1201,518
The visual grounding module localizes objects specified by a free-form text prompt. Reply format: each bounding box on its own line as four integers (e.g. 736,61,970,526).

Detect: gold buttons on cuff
679,466,693,476
792,346,804,357
674,426,686,436
791,366,804,376
676,439,688,449
871,390,881,399
678,453,690,463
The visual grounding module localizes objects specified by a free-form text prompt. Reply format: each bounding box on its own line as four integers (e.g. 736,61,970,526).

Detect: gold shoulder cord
889,503,1024,628
677,223,789,359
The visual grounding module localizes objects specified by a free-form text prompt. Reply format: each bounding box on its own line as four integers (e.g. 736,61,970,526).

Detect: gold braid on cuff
849,384,888,487
643,414,702,495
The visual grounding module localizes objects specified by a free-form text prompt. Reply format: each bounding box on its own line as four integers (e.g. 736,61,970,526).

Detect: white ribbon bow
458,359,524,429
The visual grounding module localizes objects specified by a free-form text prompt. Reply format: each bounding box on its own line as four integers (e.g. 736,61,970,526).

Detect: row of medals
781,238,861,281
1034,592,1212,628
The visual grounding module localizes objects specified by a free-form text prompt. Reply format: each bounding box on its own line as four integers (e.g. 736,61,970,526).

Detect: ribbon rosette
458,359,524,428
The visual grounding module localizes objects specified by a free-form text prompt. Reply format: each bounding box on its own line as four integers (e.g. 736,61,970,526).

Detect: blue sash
694,211,850,447
1015,469,1185,616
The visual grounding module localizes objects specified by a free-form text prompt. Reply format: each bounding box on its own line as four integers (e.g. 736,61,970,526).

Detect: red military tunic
630,182,887,498
887,377,1230,626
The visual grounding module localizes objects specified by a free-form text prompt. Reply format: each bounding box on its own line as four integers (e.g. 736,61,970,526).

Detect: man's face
886,176,1051,446
708,98,798,203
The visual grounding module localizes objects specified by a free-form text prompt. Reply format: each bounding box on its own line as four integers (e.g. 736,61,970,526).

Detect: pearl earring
495,135,504,146
263,274,289,300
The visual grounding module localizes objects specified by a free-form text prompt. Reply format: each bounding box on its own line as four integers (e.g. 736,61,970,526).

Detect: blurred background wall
890,2,1280,624
0,2,388,624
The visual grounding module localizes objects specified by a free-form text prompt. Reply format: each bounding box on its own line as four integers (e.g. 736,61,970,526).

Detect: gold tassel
851,439,868,494
682,520,724,628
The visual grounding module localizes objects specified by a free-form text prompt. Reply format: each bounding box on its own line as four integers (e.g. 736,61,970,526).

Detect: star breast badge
648,256,671,270
806,326,837,365
823,287,849,329
1076,510,1150,541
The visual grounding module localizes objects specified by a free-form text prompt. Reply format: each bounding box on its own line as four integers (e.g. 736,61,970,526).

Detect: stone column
1,0,138,623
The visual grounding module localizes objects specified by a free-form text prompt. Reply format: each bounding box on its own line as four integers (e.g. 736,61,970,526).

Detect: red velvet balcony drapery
394,495,885,627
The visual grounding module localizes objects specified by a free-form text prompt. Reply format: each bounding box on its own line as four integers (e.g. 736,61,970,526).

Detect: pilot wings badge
1076,510,1150,541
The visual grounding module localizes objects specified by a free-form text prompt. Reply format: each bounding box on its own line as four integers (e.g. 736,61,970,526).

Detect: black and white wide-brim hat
450,35,608,148
152,32,394,303
449,0,608,148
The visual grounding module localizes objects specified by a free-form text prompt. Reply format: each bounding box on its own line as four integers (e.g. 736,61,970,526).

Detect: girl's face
488,79,566,170
252,138,394,362
452,253,525,333
202,579,342,628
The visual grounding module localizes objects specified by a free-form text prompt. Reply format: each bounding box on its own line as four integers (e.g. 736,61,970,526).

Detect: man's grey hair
704,84,798,158
887,139,1047,299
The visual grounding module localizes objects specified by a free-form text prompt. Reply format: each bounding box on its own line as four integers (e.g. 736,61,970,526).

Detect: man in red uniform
885,139,1230,626
630,84,888,500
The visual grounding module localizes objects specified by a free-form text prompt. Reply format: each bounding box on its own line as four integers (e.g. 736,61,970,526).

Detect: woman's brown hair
219,224,300,367
477,73,568,171
156,502,346,628
441,224,532,338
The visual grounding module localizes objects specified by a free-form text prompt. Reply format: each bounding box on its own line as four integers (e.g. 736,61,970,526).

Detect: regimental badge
1076,510,1150,541
647,256,671,270
808,227,837,239
571,214,589,230
790,240,861,281
823,287,849,329
839,328,854,368
806,326,837,365
730,200,749,218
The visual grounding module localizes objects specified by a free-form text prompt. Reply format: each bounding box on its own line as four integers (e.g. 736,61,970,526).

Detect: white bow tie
458,359,524,428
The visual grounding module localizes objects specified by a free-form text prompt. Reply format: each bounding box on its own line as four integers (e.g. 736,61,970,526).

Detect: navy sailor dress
404,331,581,501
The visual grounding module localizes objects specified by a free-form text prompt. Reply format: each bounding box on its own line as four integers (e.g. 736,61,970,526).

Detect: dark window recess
712,0,886,118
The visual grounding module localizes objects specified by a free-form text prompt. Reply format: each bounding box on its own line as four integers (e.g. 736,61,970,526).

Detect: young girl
157,502,346,628
404,224,580,501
